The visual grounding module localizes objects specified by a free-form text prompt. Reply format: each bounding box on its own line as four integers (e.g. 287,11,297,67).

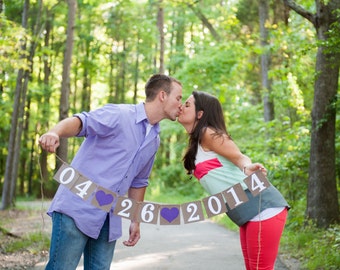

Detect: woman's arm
201,128,266,175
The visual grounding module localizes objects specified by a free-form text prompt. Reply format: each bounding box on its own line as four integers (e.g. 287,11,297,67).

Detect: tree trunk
259,0,274,122
307,2,340,227
307,44,339,227
81,36,91,111
39,8,53,189
11,0,42,201
108,48,115,103
133,31,140,104
56,0,77,167
169,9,185,74
187,2,221,42
1,68,24,210
114,57,120,103
283,0,340,227
119,40,126,103
1,0,30,210
157,0,165,74
20,95,31,195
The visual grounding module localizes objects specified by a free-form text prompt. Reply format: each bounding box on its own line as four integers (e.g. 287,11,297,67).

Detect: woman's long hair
183,91,230,175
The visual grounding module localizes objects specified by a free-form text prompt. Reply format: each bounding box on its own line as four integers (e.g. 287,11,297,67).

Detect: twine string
37,150,47,235
256,192,262,270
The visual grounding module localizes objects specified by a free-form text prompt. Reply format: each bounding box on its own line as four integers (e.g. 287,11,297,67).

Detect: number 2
117,199,133,218
186,203,200,222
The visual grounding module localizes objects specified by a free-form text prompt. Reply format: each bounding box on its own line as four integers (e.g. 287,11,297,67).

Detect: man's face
163,82,183,121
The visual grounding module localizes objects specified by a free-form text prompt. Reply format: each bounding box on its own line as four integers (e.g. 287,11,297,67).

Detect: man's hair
145,74,181,102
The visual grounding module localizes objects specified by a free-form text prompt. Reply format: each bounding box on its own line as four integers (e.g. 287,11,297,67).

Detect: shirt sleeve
130,138,159,188
74,104,120,137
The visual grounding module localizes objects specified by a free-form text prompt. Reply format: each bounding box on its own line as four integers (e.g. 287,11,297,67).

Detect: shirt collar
136,102,148,124
136,102,160,133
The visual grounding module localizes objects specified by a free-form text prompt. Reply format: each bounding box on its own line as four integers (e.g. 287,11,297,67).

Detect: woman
178,91,289,270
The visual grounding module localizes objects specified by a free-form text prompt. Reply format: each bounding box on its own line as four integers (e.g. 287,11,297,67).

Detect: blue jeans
45,212,116,270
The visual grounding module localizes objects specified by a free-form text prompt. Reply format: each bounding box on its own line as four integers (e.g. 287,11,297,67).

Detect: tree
38,6,55,192
1,0,30,210
259,0,275,122
186,1,221,42
283,0,340,227
56,0,77,168
157,0,165,73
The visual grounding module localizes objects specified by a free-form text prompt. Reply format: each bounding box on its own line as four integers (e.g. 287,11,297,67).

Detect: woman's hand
243,163,267,176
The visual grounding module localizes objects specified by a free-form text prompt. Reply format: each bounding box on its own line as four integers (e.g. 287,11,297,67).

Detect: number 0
207,196,222,215
59,167,76,185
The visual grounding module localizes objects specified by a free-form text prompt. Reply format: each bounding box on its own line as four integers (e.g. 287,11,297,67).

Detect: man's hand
39,132,60,153
123,187,145,247
123,221,141,247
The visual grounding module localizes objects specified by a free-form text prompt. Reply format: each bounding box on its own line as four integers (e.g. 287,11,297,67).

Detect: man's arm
39,117,82,153
123,187,146,247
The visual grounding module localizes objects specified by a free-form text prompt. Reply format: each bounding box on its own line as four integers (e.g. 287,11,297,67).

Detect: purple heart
95,190,114,206
160,207,179,223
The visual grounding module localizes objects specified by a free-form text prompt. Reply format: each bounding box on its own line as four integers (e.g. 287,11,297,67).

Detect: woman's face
177,95,197,132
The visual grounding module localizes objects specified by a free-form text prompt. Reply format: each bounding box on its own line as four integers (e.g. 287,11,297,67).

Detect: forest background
0,0,339,269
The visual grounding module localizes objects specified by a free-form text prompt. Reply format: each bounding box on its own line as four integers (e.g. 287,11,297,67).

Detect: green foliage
145,182,204,204
3,0,23,24
151,120,206,197
153,161,207,197
0,1,339,265
281,221,340,270
236,0,258,27
0,16,29,74
176,41,248,97
320,9,340,54
336,100,340,185
1,0,320,203
4,232,50,254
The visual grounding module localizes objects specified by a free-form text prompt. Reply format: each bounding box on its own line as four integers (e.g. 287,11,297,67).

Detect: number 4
70,176,97,200
244,170,270,196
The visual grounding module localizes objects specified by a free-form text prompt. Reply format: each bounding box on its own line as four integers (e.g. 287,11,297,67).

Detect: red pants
239,208,288,270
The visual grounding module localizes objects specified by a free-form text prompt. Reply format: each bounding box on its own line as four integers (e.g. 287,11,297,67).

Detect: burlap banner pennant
53,162,270,225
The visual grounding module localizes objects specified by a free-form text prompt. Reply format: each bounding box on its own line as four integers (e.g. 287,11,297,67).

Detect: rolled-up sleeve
131,155,156,188
74,113,88,137
74,105,120,138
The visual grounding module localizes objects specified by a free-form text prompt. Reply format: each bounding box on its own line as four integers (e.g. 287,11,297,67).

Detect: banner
53,162,270,225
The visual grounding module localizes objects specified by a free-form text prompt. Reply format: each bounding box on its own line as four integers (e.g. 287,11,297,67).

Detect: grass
4,232,50,254
280,222,340,269
0,199,51,256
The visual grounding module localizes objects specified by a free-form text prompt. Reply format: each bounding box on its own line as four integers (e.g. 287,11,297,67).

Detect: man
39,74,183,270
